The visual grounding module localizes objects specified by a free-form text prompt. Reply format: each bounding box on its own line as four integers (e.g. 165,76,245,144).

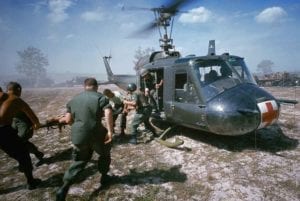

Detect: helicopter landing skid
154,125,184,148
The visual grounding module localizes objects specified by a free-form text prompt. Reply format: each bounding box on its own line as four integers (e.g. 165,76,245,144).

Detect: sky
0,0,300,81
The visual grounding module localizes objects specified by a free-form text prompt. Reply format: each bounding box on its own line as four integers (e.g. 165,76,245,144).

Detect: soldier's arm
123,99,136,107
58,113,73,125
123,93,137,107
100,96,113,144
104,107,113,144
58,103,73,125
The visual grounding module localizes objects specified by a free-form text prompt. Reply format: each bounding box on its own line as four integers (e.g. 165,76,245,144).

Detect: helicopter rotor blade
161,0,192,14
126,0,193,38
139,21,158,33
128,21,158,38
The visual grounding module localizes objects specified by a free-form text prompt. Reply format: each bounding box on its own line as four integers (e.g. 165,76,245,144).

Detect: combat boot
56,182,70,201
100,174,118,187
129,135,137,144
27,178,42,190
100,174,110,186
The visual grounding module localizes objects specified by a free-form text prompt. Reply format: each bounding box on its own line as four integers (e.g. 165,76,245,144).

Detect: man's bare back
0,92,40,128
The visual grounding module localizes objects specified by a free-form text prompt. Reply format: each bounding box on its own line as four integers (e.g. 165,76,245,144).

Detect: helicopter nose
205,84,279,135
256,100,279,129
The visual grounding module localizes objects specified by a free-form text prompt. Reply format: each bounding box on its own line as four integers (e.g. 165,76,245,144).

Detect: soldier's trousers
131,106,155,136
23,141,43,159
119,112,128,131
149,89,158,111
15,122,43,159
63,140,112,184
0,126,34,182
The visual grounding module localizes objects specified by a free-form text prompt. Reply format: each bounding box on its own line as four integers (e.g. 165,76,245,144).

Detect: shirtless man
0,89,41,189
7,82,45,166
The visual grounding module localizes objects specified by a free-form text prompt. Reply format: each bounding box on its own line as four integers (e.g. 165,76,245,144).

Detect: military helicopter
102,0,297,140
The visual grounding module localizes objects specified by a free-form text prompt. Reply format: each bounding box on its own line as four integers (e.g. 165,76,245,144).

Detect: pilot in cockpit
205,69,218,84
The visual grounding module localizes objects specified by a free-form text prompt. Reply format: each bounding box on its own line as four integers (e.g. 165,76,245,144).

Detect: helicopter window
226,57,257,84
204,69,218,84
174,72,200,103
198,65,222,85
192,58,257,101
184,82,200,104
175,73,187,89
193,60,241,101
174,72,187,102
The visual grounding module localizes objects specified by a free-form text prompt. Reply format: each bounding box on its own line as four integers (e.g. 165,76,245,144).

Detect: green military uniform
141,73,158,112
12,112,44,161
107,93,124,128
130,91,156,144
62,90,112,184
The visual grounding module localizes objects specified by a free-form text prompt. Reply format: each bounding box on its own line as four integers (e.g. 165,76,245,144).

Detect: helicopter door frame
165,66,205,128
153,68,164,111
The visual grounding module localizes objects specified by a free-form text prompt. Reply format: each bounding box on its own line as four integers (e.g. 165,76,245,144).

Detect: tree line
14,45,280,88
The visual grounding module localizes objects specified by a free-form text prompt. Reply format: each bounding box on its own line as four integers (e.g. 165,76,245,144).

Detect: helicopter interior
140,69,164,111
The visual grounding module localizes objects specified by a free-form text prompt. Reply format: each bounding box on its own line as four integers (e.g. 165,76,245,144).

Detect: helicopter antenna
208,40,216,55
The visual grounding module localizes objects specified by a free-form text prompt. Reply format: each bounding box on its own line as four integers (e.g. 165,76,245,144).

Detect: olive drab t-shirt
66,91,111,144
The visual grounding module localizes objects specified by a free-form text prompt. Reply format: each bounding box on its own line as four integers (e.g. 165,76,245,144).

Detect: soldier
56,78,114,201
121,83,138,137
123,83,157,144
0,86,41,190
140,69,159,113
7,82,44,166
103,89,125,135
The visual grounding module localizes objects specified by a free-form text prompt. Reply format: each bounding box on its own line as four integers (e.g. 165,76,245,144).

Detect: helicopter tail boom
103,56,114,79
102,56,137,91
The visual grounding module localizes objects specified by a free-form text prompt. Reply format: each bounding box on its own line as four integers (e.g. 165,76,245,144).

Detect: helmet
140,69,149,77
127,83,137,92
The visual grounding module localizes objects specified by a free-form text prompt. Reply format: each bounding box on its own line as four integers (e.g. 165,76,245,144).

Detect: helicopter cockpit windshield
193,57,256,101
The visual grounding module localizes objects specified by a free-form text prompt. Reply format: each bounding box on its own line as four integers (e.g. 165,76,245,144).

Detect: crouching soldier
123,83,156,144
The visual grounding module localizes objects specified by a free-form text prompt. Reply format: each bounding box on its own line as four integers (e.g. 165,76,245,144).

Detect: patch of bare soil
0,85,299,201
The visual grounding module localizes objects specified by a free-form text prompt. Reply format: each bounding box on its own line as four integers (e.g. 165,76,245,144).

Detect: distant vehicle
102,0,297,138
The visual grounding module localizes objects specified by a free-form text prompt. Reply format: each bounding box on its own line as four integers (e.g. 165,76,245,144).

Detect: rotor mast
153,8,175,54
125,0,191,56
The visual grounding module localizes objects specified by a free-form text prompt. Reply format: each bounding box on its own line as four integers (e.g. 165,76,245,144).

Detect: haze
1,0,299,82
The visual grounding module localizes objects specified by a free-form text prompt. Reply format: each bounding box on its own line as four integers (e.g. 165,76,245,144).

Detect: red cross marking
262,102,278,126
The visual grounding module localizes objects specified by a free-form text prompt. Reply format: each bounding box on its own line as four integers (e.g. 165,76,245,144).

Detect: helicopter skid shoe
155,126,184,148
155,137,184,148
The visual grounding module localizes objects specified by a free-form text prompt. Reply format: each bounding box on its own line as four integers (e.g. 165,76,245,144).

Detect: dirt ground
0,85,299,201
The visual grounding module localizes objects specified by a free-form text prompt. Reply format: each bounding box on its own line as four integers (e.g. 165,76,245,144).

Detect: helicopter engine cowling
205,84,279,136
